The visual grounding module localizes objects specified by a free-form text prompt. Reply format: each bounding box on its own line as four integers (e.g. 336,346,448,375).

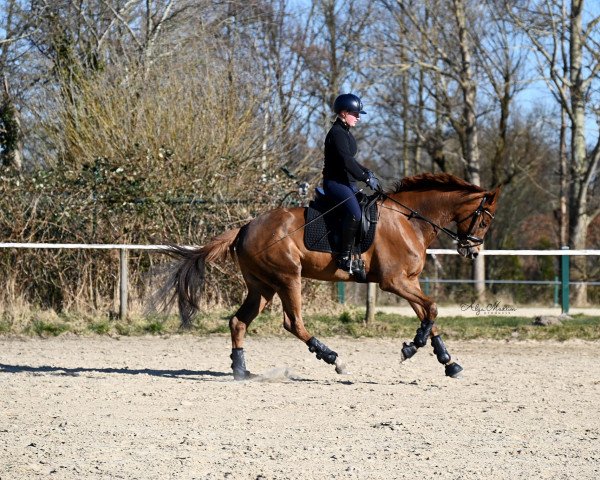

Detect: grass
88,321,111,335
30,320,70,337
0,308,598,341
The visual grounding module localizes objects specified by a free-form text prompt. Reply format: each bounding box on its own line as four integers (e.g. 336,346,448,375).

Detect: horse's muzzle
457,246,479,259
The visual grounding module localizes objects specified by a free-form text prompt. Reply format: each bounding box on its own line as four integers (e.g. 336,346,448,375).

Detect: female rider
323,93,381,274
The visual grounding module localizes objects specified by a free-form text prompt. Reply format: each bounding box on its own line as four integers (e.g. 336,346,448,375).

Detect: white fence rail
0,243,598,318
1,243,598,255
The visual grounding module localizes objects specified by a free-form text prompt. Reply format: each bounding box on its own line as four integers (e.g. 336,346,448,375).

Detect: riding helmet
333,93,366,115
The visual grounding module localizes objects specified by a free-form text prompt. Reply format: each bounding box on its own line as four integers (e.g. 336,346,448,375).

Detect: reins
251,187,493,256
378,191,493,248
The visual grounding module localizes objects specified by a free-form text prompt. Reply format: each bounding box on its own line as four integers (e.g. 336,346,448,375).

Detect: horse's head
455,187,501,259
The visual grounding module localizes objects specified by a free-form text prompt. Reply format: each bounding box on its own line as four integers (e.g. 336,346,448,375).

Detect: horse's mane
388,172,485,194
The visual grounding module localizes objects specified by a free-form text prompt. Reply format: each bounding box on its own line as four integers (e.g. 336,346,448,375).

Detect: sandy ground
1,335,599,480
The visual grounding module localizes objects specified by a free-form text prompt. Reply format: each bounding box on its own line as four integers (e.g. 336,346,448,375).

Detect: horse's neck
392,190,460,240
398,190,458,221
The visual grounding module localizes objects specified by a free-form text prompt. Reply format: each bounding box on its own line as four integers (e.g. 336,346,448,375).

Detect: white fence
0,243,598,317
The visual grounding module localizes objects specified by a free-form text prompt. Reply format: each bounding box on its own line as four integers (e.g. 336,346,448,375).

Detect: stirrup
351,258,367,282
336,254,353,273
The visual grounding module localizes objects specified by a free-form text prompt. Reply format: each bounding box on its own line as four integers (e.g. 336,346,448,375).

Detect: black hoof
445,362,463,378
232,369,251,381
401,342,418,361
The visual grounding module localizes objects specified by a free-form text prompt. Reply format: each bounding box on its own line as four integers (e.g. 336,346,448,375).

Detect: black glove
366,172,382,192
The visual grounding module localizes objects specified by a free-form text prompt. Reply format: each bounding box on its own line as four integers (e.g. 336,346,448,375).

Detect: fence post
119,248,129,320
560,246,569,314
553,276,559,307
336,282,345,304
365,282,377,324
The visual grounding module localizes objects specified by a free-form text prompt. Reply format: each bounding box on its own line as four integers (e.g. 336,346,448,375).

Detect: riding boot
336,215,360,272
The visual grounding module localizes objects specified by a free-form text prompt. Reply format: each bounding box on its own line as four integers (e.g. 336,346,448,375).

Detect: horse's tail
156,227,242,329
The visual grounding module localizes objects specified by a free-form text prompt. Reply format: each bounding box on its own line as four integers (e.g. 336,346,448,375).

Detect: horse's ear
486,187,501,205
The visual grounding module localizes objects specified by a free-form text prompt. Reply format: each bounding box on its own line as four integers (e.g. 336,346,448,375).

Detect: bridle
379,192,495,249
454,195,495,248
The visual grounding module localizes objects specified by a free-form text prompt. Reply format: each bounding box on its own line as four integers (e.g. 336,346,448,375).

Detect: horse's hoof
445,362,463,378
232,369,252,381
335,358,350,375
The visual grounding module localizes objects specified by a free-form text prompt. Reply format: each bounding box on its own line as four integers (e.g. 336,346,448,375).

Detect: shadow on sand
0,363,230,380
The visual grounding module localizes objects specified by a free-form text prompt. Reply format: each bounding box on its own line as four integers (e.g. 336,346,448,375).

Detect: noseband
380,193,494,249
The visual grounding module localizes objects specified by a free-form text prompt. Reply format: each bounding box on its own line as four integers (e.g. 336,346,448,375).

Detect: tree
296,0,375,139
508,0,600,304
0,0,24,171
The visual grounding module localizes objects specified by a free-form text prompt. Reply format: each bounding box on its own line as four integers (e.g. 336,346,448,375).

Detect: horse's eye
480,221,488,229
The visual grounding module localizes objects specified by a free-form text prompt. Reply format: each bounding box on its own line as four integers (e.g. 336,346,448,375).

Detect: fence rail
1,243,598,255
1,243,598,317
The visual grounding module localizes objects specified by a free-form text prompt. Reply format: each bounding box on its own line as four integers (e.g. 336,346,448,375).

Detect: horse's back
237,206,306,256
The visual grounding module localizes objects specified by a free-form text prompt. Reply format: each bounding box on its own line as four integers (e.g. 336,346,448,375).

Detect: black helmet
333,93,366,115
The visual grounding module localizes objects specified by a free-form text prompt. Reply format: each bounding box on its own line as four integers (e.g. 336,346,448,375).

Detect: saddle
303,188,379,254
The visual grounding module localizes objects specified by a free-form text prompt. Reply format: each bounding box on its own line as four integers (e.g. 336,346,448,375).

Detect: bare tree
508,0,600,304
296,0,375,140
377,0,490,298
475,1,528,187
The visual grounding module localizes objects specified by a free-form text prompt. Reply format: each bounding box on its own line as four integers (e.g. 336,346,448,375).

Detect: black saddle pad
303,199,378,254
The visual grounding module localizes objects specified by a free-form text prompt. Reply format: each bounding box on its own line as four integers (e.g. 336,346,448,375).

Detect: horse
158,172,500,379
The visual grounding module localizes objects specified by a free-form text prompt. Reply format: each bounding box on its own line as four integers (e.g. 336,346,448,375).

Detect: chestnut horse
159,173,500,379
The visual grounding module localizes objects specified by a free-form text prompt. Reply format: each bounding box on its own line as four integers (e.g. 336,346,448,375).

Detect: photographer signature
460,301,517,316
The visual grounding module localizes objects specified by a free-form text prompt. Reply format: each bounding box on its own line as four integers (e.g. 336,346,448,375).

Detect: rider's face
341,110,359,127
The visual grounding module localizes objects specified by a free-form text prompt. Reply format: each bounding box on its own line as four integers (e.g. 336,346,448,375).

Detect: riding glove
366,172,382,192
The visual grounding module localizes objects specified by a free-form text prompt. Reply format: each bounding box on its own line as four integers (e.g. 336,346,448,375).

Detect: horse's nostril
472,251,479,259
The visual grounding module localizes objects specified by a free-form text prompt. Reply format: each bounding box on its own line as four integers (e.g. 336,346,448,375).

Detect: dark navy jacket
323,118,369,185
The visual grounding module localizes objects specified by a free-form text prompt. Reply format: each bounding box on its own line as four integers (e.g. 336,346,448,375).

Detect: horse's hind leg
229,281,274,380
278,280,349,375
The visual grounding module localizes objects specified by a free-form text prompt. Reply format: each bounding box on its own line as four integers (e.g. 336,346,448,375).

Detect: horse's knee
429,303,438,320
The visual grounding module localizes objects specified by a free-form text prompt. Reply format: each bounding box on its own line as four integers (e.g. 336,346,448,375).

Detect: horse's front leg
404,318,463,378
380,276,463,378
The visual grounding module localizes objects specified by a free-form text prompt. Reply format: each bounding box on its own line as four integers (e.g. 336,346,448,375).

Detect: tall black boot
336,215,360,272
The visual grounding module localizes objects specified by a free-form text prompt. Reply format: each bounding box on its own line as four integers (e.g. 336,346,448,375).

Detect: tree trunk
569,0,588,305
559,105,568,247
1,77,23,171
453,0,485,300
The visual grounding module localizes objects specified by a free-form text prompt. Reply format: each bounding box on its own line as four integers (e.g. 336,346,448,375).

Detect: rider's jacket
323,118,369,185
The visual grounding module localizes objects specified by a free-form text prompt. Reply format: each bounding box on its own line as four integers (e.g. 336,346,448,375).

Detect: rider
323,93,382,273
